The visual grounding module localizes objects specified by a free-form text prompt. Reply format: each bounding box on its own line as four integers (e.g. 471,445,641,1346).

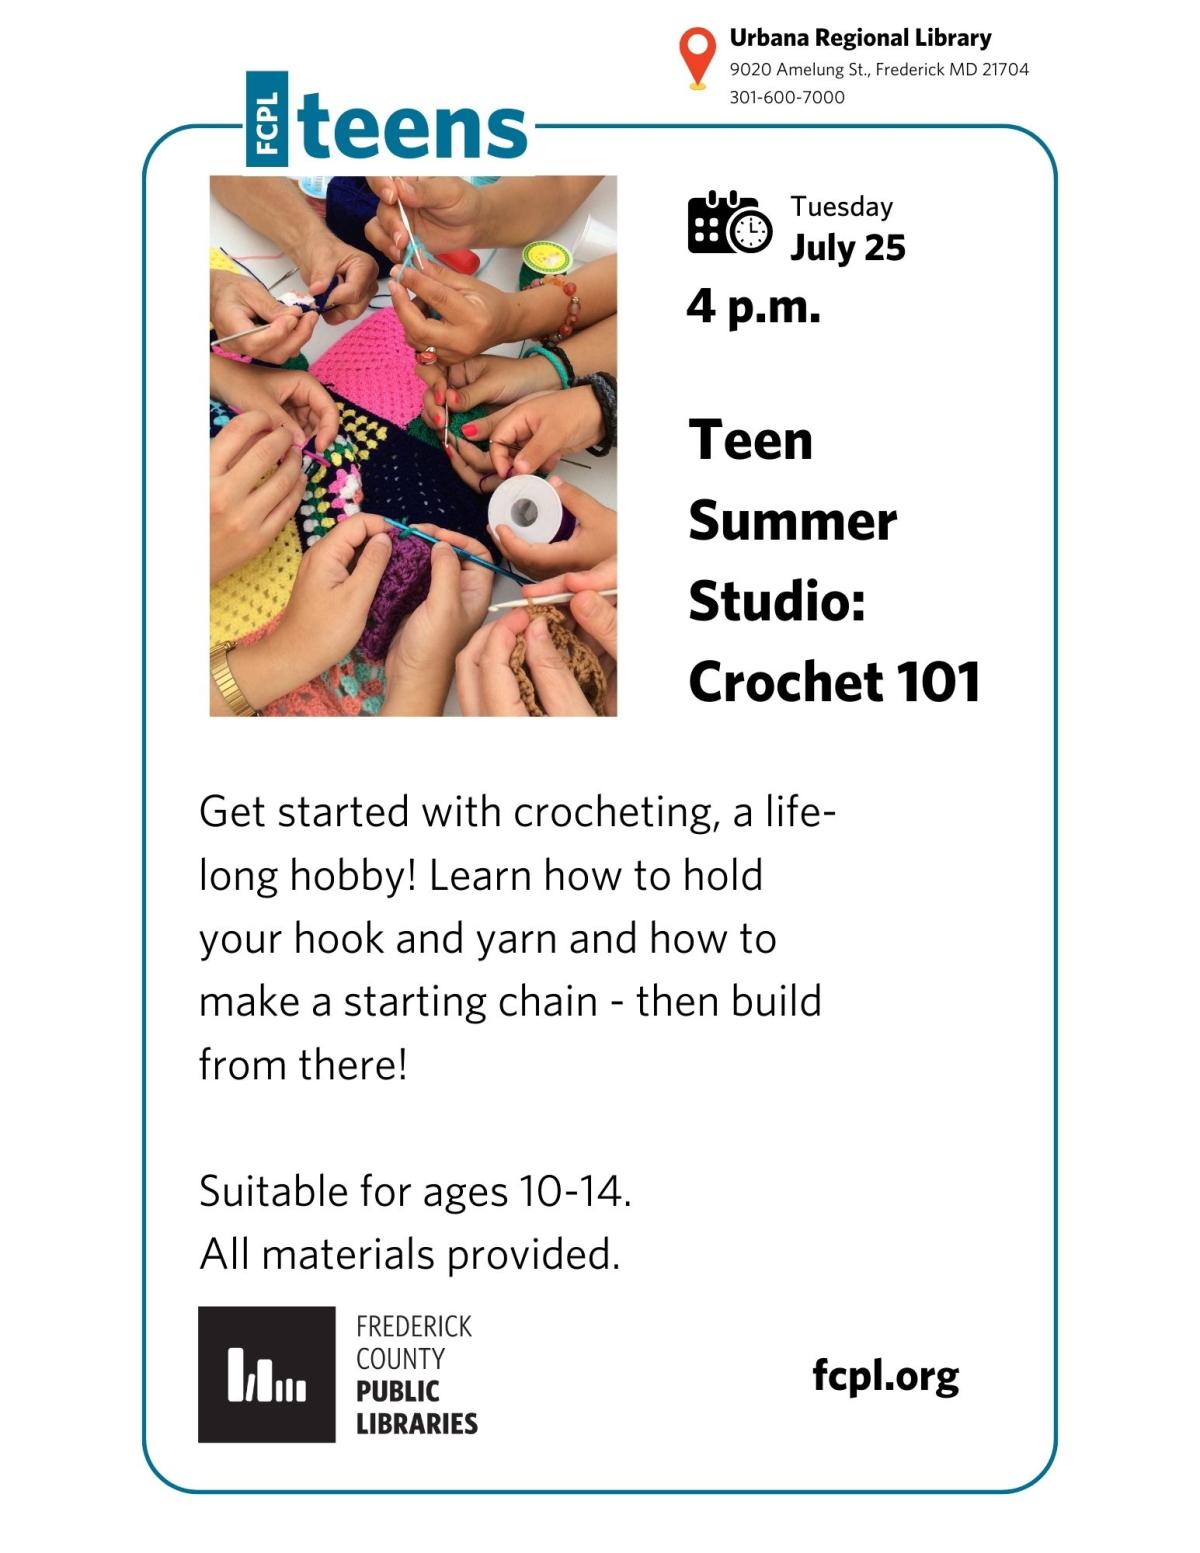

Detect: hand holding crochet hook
456,556,618,718
444,388,605,495
380,528,498,717
209,269,318,364
389,253,617,364
365,175,604,263
419,353,565,432
210,356,340,452
209,412,306,583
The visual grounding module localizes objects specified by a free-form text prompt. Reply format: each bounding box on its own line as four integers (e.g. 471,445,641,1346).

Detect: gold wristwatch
209,642,259,717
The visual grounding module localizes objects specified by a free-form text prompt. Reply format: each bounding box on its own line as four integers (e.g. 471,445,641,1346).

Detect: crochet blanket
209,311,493,714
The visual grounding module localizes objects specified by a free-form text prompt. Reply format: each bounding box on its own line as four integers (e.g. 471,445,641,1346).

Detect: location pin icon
680,27,716,90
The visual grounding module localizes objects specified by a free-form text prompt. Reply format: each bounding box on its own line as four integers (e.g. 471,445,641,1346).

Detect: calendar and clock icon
687,191,774,254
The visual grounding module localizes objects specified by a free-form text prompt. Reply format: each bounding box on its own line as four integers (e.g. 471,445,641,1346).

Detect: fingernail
448,391,458,408
397,179,416,197
514,460,530,475
435,412,444,428
435,388,444,405
463,423,478,438
548,476,564,488
369,532,392,547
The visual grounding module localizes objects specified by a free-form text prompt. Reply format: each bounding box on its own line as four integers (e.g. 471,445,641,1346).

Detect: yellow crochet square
209,246,242,275
210,522,302,646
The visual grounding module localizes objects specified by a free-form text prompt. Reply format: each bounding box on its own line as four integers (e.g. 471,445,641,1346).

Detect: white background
6,0,1196,1546
151,130,1051,1493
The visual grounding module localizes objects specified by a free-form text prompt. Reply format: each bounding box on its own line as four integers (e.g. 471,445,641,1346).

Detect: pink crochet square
311,310,426,427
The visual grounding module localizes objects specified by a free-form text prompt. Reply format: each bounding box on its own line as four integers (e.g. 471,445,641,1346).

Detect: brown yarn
510,606,608,716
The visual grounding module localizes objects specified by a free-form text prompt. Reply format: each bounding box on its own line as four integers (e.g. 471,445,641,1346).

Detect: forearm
211,177,324,258
209,354,252,406
558,314,616,379
504,255,617,342
475,177,603,248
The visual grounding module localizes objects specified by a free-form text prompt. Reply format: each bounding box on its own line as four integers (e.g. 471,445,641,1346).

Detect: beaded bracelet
577,371,617,456
523,343,571,390
530,274,582,343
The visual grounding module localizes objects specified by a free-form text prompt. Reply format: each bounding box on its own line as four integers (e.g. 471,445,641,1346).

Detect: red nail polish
463,423,478,438
435,388,444,405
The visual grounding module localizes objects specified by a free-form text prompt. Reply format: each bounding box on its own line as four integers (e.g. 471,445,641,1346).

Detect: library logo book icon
198,1306,336,1443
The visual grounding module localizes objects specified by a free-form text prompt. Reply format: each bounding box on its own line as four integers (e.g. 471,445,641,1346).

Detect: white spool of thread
488,476,564,544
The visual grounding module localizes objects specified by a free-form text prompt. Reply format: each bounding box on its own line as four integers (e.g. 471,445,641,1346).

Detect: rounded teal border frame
141,120,1058,1495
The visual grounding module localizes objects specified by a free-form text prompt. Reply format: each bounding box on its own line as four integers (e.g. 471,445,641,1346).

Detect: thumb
570,591,618,660
346,530,394,605
545,475,611,527
425,539,461,607
448,375,493,414
255,291,297,322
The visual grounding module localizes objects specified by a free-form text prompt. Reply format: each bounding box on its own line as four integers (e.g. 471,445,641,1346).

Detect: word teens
684,418,978,708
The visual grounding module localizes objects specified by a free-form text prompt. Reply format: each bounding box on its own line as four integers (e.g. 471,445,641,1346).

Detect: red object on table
436,249,481,275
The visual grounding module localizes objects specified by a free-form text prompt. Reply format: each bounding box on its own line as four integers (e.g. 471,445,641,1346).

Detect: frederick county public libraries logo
197,1306,336,1443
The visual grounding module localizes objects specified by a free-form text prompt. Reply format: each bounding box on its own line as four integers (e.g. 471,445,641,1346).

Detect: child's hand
455,589,617,718
522,557,617,601
210,359,340,452
382,528,496,716
481,386,605,478
524,559,618,716
216,514,394,712
292,232,378,325
273,512,394,676
490,477,617,580
365,176,485,265
211,270,316,362
388,259,518,364
210,411,306,582
422,352,562,430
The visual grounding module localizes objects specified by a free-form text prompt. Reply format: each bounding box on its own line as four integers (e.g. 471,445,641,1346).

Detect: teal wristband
523,343,570,390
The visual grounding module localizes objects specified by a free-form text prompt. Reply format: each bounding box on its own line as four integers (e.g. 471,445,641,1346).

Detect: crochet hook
212,320,276,347
488,589,616,613
382,519,533,585
226,405,333,469
395,198,427,271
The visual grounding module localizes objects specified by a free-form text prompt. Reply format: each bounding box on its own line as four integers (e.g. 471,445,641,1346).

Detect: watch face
730,210,772,251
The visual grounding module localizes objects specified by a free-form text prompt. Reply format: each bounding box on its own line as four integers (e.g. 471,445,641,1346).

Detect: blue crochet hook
382,518,534,585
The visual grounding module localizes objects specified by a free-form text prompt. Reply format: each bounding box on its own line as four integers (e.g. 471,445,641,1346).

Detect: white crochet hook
393,195,449,446
487,589,616,613
211,320,276,347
